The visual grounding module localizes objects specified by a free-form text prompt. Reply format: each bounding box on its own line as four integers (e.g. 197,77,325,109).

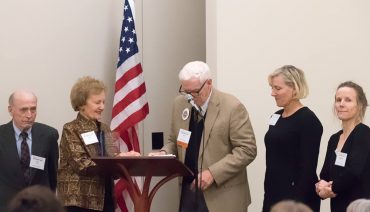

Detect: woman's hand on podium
116,150,141,157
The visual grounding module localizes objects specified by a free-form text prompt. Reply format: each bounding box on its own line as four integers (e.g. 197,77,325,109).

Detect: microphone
185,94,205,212
185,93,206,201
185,94,202,116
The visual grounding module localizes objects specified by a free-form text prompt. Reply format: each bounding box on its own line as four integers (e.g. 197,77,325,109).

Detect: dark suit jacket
0,121,59,211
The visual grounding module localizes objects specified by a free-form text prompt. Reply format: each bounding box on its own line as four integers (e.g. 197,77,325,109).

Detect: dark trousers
179,183,209,212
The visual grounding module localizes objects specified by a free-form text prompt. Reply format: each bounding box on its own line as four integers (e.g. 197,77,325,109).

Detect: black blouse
320,123,370,212
263,107,323,212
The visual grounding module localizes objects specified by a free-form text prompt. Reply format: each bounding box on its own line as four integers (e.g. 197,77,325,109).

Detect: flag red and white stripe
111,0,149,211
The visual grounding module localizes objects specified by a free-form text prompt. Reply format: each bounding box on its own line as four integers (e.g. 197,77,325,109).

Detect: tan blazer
162,89,257,212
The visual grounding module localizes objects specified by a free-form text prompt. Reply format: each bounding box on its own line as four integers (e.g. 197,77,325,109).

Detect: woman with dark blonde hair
263,65,322,212
316,81,370,212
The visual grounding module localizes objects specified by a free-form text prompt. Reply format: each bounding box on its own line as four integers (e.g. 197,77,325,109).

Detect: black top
320,123,370,212
263,107,323,212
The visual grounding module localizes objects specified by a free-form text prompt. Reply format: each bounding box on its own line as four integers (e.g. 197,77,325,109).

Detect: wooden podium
92,156,193,212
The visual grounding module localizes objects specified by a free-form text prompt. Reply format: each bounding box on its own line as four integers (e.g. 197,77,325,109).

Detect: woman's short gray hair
347,199,370,212
270,200,313,212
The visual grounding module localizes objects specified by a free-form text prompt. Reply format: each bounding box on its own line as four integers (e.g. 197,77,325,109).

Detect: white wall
0,0,122,129
140,0,206,211
206,0,370,211
0,0,205,212
3,0,370,211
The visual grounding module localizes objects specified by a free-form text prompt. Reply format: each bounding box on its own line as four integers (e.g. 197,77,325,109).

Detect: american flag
111,0,149,211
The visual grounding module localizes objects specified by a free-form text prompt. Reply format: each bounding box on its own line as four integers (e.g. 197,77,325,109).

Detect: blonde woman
263,65,322,212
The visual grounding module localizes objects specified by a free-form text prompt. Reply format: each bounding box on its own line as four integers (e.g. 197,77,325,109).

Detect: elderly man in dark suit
150,61,257,212
0,90,59,211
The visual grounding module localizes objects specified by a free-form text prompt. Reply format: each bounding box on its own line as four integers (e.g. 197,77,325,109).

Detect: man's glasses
178,81,207,97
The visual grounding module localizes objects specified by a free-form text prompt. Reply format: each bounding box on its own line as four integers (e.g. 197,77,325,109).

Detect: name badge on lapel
81,131,99,145
177,129,191,149
268,114,280,126
335,151,347,167
30,155,46,170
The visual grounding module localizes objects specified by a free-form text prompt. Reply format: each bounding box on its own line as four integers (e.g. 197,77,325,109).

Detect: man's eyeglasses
178,81,207,97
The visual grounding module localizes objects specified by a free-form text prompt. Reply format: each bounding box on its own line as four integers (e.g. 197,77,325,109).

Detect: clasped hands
315,180,337,199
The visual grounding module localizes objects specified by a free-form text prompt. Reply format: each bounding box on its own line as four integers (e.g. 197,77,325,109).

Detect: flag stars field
112,0,149,211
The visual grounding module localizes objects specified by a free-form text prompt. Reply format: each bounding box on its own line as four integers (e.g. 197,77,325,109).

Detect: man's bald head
8,90,38,131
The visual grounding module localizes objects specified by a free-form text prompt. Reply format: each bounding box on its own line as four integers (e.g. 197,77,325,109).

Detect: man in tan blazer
150,61,257,212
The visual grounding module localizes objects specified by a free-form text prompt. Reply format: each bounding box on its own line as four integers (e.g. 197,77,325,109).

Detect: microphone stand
199,111,205,212
193,107,206,212
186,94,206,212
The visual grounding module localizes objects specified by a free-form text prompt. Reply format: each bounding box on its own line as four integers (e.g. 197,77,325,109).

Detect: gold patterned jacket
57,113,118,211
